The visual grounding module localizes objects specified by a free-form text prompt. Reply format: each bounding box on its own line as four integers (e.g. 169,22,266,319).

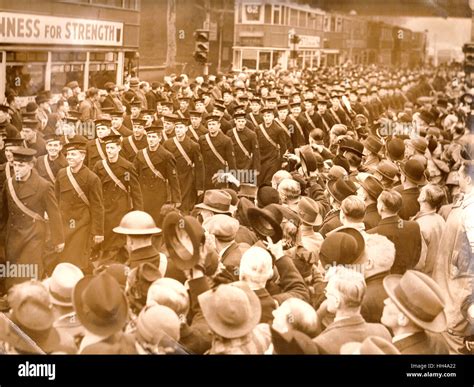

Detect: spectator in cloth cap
202,214,249,273
312,267,392,354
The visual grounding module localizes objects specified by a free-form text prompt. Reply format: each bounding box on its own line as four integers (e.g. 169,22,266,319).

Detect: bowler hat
383,270,447,333
247,206,283,243
327,176,357,203
376,160,399,181
400,159,427,185
256,185,280,208
43,263,84,307
163,212,205,270
297,196,323,226
359,175,383,200
195,190,232,214
418,110,435,125
326,165,347,181
410,138,428,154
363,135,383,156
198,281,261,339
73,272,129,336
340,139,364,157
386,137,405,161
319,227,365,267
129,78,140,87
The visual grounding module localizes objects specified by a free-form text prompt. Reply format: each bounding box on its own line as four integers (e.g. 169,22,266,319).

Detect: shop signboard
0,12,123,46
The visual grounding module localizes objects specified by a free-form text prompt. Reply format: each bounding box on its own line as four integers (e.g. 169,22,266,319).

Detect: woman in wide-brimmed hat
198,281,269,354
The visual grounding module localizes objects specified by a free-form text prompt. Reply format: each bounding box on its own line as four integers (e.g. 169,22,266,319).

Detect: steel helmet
113,211,162,235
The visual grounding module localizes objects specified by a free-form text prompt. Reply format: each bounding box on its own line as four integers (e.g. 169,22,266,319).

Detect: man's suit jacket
394,331,449,354
394,185,420,220
363,202,381,230
312,315,392,354
361,271,389,323
367,215,422,274
254,288,277,324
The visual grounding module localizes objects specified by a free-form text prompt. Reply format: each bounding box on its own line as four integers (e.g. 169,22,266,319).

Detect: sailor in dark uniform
85,119,111,168
163,119,204,214
226,112,260,184
199,115,236,190
121,118,149,162
92,135,143,262
134,126,182,226
36,134,68,184
256,107,288,186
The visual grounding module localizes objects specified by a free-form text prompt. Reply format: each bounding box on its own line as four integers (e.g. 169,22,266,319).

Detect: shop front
0,11,132,104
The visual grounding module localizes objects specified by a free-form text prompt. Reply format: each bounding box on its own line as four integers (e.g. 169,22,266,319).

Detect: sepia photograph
0,0,472,385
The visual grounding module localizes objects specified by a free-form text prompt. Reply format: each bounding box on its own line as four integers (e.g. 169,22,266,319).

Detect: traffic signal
194,29,209,63
290,34,301,45
463,43,474,74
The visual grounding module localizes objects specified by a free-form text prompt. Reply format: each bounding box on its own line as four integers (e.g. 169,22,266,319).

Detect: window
299,11,307,28
6,63,46,97
89,51,118,89
273,5,281,25
281,6,286,24
336,17,343,33
264,4,272,24
91,0,122,6
51,64,84,93
330,16,336,32
273,51,283,67
238,3,242,23
290,8,298,26
59,0,139,9
324,16,330,32
242,49,258,70
259,52,271,70
312,15,322,30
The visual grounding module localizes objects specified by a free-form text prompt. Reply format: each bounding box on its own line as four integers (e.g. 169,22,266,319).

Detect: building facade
0,0,140,104
233,1,325,71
